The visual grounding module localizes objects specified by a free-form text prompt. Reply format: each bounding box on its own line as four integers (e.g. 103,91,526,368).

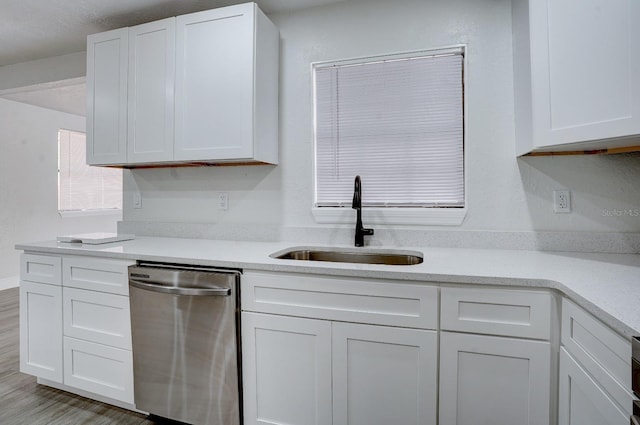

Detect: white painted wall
0,98,120,281
123,0,640,239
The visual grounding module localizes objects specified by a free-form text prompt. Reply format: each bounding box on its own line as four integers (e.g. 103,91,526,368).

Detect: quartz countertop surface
16,237,640,338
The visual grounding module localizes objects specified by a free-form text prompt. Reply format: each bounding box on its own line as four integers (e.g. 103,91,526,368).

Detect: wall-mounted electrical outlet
218,192,229,211
133,192,142,209
553,190,571,213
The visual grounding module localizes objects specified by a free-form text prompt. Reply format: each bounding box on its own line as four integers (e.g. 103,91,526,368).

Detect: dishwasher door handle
130,279,231,296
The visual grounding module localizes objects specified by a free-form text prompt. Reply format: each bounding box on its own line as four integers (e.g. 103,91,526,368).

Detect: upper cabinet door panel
530,0,640,147
128,18,176,163
547,0,631,129
86,28,128,165
174,4,255,161
513,0,640,154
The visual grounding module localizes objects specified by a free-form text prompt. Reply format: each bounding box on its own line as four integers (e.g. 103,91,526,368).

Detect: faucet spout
352,175,374,247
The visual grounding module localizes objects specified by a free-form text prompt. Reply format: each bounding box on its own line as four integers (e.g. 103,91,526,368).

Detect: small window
58,129,122,213
312,47,466,225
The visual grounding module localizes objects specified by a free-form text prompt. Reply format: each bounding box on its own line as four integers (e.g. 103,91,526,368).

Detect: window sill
59,209,122,218
312,207,466,226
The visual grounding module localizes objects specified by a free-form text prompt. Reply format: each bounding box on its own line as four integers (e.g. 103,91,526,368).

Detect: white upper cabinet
175,4,278,163
86,2,279,167
86,28,128,165
512,0,640,155
127,18,175,163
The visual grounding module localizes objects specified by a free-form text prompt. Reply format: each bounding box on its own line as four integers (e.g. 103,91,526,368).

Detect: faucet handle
362,228,374,236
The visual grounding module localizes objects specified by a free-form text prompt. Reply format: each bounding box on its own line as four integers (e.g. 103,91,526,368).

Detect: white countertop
16,237,640,338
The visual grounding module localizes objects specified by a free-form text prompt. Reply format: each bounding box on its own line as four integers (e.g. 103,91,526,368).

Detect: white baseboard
0,276,19,290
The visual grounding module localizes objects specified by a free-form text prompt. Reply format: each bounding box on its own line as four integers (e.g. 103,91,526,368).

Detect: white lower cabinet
439,332,551,425
559,298,633,425
19,253,135,406
559,348,629,425
242,313,438,425
19,280,63,382
241,271,439,425
242,312,332,425
332,322,437,425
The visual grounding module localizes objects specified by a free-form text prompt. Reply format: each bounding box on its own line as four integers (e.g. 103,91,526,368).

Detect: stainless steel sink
270,247,423,265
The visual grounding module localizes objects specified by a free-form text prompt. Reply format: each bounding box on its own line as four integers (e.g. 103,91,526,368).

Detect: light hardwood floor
0,287,157,424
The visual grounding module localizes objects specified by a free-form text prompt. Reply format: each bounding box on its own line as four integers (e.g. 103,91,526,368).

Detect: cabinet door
86,28,128,165
19,281,63,382
332,322,437,425
128,18,175,163
242,312,332,425
559,348,629,425
529,0,640,147
561,298,633,414
174,3,255,161
439,332,550,425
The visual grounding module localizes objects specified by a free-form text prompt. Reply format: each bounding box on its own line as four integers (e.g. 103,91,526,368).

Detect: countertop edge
16,238,640,339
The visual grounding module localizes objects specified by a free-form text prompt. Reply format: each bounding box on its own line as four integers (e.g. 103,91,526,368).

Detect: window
58,129,122,213
312,47,466,225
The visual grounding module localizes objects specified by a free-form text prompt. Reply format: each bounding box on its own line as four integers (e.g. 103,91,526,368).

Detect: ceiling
0,0,347,115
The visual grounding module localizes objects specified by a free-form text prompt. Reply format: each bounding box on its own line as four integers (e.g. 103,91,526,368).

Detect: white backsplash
118,221,640,254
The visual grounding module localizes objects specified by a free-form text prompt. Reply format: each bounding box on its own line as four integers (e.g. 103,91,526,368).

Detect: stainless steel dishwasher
128,262,241,425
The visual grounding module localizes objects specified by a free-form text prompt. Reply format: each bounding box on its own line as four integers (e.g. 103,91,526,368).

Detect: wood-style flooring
0,287,157,425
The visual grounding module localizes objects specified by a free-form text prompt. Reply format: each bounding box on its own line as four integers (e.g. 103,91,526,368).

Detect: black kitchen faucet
352,175,374,247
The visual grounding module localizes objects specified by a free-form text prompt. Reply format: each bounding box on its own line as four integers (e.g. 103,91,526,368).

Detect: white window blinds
58,129,122,212
314,51,464,207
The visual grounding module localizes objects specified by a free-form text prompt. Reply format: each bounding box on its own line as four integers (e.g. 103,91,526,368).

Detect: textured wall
0,98,120,279
123,0,640,238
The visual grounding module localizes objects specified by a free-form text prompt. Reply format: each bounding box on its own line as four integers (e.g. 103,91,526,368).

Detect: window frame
57,128,123,216
310,45,468,226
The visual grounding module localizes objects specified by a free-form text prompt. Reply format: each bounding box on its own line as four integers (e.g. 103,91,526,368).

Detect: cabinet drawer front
63,337,134,404
562,298,632,410
440,287,552,339
63,287,131,349
242,271,438,329
21,254,62,285
63,257,134,295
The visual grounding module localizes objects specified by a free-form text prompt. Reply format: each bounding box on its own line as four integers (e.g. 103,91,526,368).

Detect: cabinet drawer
562,298,632,411
242,271,438,329
63,256,134,295
63,287,131,349
21,253,61,285
440,287,552,340
63,336,134,404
